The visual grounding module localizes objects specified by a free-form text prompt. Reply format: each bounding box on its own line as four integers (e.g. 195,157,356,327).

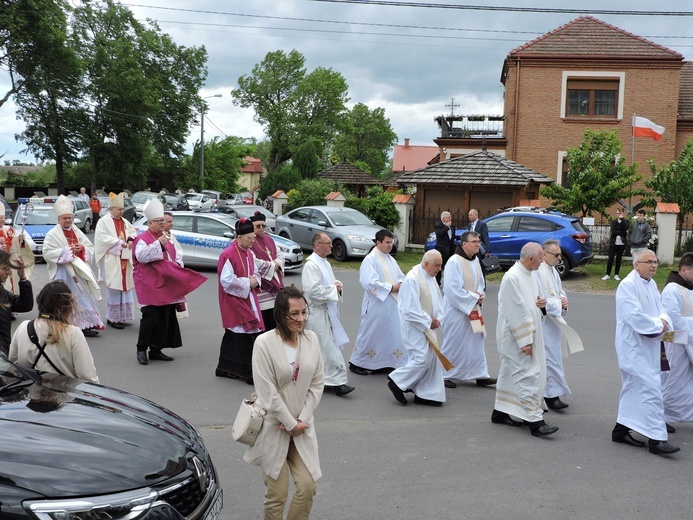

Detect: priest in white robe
612,249,680,455
492,242,558,437
302,232,354,397
441,231,496,389
537,239,571,410
349,229,407,375
660,253,693,425
387,250,447,406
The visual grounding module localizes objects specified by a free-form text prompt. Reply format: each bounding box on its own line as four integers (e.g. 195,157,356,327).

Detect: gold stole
457,255,486,337
412,265,454,370
374,248,398,302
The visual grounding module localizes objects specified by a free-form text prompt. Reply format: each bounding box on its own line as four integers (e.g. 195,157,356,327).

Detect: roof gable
392,144,439,172
509,16,683,61
318,162,381,185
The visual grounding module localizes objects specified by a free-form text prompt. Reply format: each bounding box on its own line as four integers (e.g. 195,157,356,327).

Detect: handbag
481,255,502,274
232,392,266,446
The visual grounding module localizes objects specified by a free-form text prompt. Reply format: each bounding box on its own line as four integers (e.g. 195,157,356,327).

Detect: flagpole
630,113,635,213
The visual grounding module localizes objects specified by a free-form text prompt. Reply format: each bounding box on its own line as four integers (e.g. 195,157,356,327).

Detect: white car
129,191,163,217
183,192,214,212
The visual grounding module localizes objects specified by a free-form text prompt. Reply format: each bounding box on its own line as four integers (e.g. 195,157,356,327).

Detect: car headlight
26,488,162,519
345,234,370,242
278,245,291,253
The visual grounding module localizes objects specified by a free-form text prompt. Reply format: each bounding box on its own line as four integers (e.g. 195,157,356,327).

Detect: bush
345,186,400,230
287,179,335,208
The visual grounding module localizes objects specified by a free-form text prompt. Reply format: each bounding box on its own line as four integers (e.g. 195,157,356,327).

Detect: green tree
258,163,301,200
644,138,693,250
333,103,398,177
232,50,348,171
178,136,255,192
540,129,645,218
292,138,320,179
287,178,335,208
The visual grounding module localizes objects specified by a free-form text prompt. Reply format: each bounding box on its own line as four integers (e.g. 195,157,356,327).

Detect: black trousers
606,244,625,276
216,329,260,380
136,304,181,352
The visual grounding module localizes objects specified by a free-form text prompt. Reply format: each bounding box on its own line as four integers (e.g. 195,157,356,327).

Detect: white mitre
143,197,164,220
53,195,73,217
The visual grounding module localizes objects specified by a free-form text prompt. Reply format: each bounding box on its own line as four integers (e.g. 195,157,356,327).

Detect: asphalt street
16,255,693,520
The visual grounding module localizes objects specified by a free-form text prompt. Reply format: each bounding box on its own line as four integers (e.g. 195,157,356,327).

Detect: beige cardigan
244,329,324,480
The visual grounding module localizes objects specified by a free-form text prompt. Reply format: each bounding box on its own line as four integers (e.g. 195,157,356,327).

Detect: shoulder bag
232,392,266,446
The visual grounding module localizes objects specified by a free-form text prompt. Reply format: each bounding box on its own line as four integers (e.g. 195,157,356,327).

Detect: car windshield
233,206,272,219
17,207,57,225
164,195,180,203
184,194,202,202
131,193,155,204
328,210,372,226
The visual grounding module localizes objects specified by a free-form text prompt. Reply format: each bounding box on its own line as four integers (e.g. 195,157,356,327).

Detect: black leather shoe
530,424,559,437
491,410,524,427
246,378,254,386
149,350,174,361
545,397,569,410
444,379,457,388
334,384,354,397
137,351,148,365
107,320,125,329
649,441,681,455
387,378,407,404
476,377,497,387
82,328,99,337
349,363,369,376
413,395,443,407
612,433,645,447
215,369,239,379
666,423,676,434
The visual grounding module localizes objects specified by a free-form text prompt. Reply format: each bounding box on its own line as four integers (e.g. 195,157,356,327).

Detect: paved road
17,259,692,520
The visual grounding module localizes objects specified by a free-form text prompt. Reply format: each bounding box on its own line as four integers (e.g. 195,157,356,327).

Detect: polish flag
632,116,665,141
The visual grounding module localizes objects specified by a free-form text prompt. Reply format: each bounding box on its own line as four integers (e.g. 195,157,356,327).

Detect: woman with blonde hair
9,280,99,382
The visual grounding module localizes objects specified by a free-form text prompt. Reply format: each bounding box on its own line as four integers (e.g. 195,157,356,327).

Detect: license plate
203,489,223,520
297,253,303,261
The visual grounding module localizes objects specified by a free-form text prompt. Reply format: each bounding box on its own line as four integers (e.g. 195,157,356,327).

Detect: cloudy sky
2,0,692,165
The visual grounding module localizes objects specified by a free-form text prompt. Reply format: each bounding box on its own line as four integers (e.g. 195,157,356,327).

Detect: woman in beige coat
244,286,324,520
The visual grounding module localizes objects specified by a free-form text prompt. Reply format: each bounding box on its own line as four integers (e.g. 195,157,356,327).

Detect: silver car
133,212,303,269
275,205,398,261
217,205,276,231
67,197,93,232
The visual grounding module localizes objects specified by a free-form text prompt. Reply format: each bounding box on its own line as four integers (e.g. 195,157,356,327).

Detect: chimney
404,138,410,148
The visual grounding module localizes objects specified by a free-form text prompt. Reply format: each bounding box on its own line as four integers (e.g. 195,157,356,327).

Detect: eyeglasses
465,240,480,244
254,224,267,229
318,241,333,246
1,266,11,273
164,220,174,224
150,218,165,224
546,251,561,258
638,260,658,265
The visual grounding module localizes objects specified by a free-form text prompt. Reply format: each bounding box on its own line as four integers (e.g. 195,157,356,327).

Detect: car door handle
500,234,511,238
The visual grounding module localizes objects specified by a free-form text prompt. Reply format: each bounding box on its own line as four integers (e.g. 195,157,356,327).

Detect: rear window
486,216,515,232
517,216,557,232
571,220,589,233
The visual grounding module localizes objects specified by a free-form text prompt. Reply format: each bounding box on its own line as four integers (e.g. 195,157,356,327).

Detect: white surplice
494,261,546,422
389,265,446,403
441,254,490,381
302,253,349,386
615,270,670,440
660,281,693,423
536,262,571,398
349,248,407,371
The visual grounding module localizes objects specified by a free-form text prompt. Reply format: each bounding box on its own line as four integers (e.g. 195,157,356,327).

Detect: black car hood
0,375,205,498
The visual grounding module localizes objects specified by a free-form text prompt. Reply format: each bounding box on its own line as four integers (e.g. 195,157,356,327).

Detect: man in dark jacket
0,251,33,356
434,211,455,285
603,209,630,281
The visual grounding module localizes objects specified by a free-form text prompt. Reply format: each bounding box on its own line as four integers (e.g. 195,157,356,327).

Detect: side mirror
317,220,329,227
223,231,236,239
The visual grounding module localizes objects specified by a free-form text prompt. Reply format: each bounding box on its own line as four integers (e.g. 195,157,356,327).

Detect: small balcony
435,114,505,139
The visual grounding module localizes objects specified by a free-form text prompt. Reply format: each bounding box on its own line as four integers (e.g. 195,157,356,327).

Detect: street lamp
200,94,222,183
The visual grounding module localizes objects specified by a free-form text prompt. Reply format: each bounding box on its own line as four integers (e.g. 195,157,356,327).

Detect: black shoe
82,328,99,337
444,379,457,388
246,378,254,386
545,397,569,410
530,424,559,437
349,363,369,376
137,351,148,365
107,320,125,330
491,410,524,427
149,350,174,361
666,423,676,434
476,377,497,387
413,395,442,407
334,384,354,397
215,369,239,379
612,433,645,448
387,378,407,404
648,440,681,455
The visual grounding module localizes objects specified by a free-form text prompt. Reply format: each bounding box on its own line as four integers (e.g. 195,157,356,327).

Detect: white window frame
556,151,567,187
560,71,625,120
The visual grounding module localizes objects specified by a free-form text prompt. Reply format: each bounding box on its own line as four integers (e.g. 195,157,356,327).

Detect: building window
556,152,570,189
560,71,625,119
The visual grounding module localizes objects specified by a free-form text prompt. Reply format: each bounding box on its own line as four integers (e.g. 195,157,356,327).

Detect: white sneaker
602,275,610,280
614,275,620,281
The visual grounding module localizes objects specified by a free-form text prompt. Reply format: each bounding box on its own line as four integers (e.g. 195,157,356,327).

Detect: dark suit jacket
434,221,455,261
609,218,629,246
468,219,491,255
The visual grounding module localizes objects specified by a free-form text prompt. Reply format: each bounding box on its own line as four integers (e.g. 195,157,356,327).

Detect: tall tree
179,136,255,193
333,103,397,176
232,50,348,171
541,129,645,218
292,138,320,179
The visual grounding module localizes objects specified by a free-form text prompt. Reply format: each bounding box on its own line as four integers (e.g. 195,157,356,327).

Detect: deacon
611,249,679,455
441,231,496,388
661,253,693,426
349,229,407,375
537,239,571,410
43,195,103,337
492,242,558,437
215,218,265,385
303,232,354,397
387,250,447,407
94,192,136,329
132,198,206,365
250,211,284,330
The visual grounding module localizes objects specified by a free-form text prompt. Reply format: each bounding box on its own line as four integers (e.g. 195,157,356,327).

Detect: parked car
130,191,162,217
184,192,214,212
218,204,276,231
162,193,191,212
219,193,243,207
67,196,93,232
275,205,398,261
0,355,222,518
133,211,303,269
97,195,137,223
201,190,225,210
13,199,86,259
0,194,13,223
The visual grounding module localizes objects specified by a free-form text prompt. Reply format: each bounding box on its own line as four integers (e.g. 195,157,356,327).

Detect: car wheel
83,217,91,231
332,239,347,261
279,231,290,240
556,253,571,279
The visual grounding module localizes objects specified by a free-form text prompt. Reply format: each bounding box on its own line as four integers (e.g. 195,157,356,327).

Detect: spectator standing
89,194,102,231
629,209,653,253
434,211,455,285
603,208,629,281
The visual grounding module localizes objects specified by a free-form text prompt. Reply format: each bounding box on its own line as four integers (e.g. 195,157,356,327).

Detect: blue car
425,209,593,278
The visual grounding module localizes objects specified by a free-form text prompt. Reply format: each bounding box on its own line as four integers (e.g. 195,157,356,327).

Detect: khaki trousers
263,440,317,520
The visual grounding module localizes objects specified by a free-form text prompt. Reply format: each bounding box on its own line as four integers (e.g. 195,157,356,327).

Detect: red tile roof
241,157,263,174
392,144,439,173
508,16,683,60
657,202,680,214
392,194,414,204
